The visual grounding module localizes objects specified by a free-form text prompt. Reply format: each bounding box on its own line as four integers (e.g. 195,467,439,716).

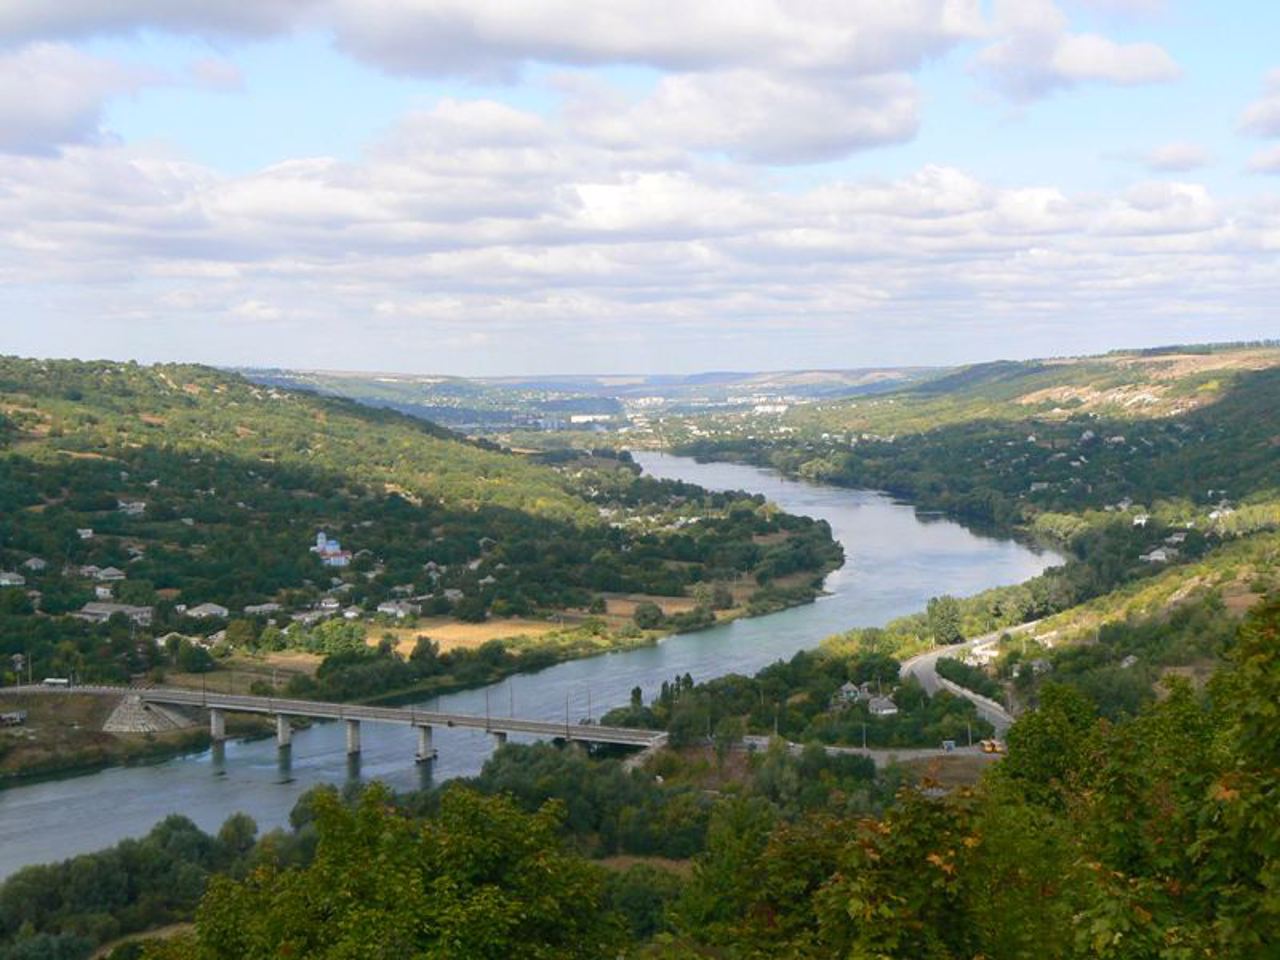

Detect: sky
1,0,1279,375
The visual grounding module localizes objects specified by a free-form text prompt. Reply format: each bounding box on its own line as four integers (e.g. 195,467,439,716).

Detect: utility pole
862,723,867,749
967,722,972,748
587,688,592,723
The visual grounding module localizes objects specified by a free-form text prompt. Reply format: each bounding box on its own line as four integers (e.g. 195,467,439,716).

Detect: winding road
899,621,1041,735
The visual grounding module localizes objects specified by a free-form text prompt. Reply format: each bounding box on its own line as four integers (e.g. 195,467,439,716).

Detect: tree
633,601,665,630
713,716,746,767
926,595,964,645
147,784,621,960
224,620,257,649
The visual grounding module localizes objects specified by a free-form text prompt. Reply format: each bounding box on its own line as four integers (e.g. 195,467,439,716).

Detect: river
0,453,1061,878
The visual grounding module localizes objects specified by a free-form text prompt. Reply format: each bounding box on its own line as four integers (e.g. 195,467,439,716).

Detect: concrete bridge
10,684,667,761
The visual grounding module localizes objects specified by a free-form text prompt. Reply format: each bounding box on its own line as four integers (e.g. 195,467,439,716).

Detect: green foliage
151,784,622,960
926,595,965,645
0,357,838,696
934,657,1002,702
0,814,259,959
632,602,665,630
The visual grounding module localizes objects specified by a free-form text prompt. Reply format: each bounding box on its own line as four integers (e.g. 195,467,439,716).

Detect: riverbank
0,692,270,786
0,573,834,784
0,454,1058,878
667,443,1054,551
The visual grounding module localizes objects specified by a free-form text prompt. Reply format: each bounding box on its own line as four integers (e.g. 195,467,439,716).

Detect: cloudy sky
2,1,1278,374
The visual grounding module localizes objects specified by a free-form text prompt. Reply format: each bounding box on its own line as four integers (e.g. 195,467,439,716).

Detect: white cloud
1240,69,1280,137
0,43,152,154
3,104,1276,374
326,0,985,79
1141,141,1211,172
567,70,919,164
1095,182,1220,236
1074,0,1168,14
0,1,318,47
1247,145,1280,175
975,0,1179,101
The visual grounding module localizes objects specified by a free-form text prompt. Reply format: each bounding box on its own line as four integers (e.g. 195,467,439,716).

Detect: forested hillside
5,600,1270,960
0,358,839,692
669,344,1280,526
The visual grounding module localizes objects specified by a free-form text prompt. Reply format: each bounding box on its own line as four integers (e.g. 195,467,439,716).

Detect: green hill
670,344,1280,527
0,357,839,688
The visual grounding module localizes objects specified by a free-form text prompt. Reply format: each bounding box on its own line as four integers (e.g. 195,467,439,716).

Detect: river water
0,453,1061,878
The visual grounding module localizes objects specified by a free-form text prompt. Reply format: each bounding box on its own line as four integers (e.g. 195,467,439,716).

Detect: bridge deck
9,685,666,748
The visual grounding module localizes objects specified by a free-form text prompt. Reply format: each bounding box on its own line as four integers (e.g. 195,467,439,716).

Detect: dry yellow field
371,617,565,656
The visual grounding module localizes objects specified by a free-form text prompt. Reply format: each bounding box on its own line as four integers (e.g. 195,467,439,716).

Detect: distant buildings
117,500,147,516
75,602,153,626
0,571,26,587
311,531,352,568
186,602,230,619
867,696,899,717
376,600,420,619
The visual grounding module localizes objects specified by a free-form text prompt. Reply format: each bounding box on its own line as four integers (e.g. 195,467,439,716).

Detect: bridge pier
345,719,361,755
275,714,292,749
209,707,225,742
415,725,435,763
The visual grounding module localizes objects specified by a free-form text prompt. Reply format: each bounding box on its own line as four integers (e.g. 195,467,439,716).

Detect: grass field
371,617,568,656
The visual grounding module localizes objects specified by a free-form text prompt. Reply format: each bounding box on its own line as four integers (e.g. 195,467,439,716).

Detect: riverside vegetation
2,598,1275,960
0,358,839,747
2,345,1277,957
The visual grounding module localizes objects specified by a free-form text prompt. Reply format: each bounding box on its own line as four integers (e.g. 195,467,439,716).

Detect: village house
0,571,26,588
186,602,230,619
94,585,114,600
21,557,47,572
74,602,153,626
317,597,342,613
117,500,147,516
1140,547,1178,564
377,600,420,619
868,696,899,717
76,528,94,540
243,602,282,615
96,567,127,582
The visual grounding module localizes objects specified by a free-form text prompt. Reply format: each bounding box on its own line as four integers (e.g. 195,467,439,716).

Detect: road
741,734,1000,769
899,620,1041,735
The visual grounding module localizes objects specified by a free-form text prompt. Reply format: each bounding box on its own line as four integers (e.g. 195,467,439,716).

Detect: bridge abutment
490,730,508,747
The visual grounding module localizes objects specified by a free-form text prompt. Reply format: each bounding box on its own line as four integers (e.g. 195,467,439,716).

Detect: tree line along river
0,453,1062,879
